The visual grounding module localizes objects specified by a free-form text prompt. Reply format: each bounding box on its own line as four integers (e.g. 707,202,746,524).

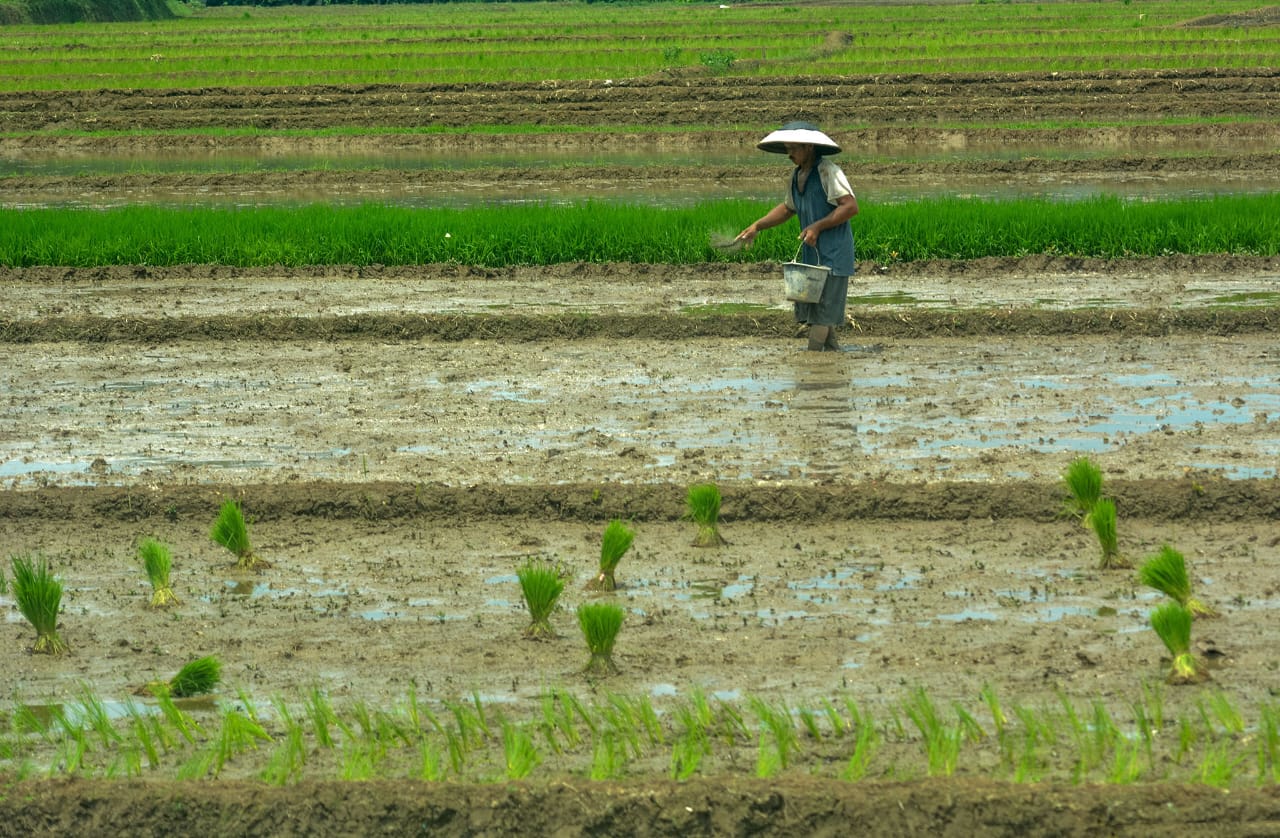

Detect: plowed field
3,66,1280,836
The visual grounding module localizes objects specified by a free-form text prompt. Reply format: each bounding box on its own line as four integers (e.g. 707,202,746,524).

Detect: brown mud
4,70,1280,132
3,775,1279,837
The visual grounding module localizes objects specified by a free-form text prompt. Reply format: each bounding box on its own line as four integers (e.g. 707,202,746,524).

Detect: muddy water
3,334,1277,490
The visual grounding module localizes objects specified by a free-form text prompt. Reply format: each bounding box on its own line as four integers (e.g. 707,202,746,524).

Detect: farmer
735,121,858,351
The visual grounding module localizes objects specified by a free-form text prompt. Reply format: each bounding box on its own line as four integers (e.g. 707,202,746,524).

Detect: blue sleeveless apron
792,162,856,326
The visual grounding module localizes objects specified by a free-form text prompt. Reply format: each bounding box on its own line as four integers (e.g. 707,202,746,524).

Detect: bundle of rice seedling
138,537,180,608
1150,602,1207,685
141,655,223,698
1062,456,1103,523
587,519,634,591
686,483,727,547
1138,544,1218,618
1090,497,1128,569
10,553,68,655
578,602,625,676
517,558,565,639
169,656,222,697
210,498,267,570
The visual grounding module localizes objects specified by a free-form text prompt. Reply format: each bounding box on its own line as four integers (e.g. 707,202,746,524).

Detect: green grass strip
2,195,1278,268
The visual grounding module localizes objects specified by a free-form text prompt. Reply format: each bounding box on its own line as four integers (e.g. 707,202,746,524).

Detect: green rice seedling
169,656,222,698
125,701,161,770
590,730,628,780
10,553,68,655
587,518,634,591
1150,602,1207,685
175,746,217,781
210,498,267,570
578,602,625,676
1010,703,1055,783
137,537,180,608
749,696,799,777
980,684,1010,759
443,728,467,776
1197,740,1246,788
1090,497,1129,569
798,705,822,741
405,682,444,739
260,718,306,786
340,740,377,781
1257,703,1280,784
417,737,447,781
74,684,121,750
1062,456,1103,523
443,695,490,754
1139,679,1166,732
106,744,143,779
624,693,664,748
153,688,204,746
840,701,880,782
823,699,850,739
669,719,707,781
600,695,642,759
1138,544,1218,618
903,687,963,777
1176,716,1199,765
714,697,749,748
500,719,541,780
305,688,338,750
212,704,272,777
686,483,727,547
516,557,564,638
1106,736,1144,784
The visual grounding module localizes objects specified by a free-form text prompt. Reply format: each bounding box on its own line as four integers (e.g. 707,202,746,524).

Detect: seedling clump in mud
1139,544,1218,619
1150,601,1208,685
1090,497,1128,569
10,553,68,655
1062,456,1103,523
587,519,634,591
687,482,727,547
578,602,625,676
210,498,268,570
138,537,180,608
517,557,565,639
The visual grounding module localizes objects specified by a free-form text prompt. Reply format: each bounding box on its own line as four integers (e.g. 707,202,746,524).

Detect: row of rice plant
2,679,1277,786
1,0,1273,91
4,194,1279,268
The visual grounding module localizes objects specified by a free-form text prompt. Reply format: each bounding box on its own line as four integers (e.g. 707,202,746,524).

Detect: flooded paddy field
4,69,1280,834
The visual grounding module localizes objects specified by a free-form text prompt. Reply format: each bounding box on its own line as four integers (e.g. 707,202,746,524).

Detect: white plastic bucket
782,259,829,303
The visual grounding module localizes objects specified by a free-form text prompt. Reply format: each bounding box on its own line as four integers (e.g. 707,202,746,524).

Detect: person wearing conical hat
736,121,858,351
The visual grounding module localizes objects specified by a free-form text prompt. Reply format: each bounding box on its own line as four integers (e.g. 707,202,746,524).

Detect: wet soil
3,70,1280,835
4,70,1280,133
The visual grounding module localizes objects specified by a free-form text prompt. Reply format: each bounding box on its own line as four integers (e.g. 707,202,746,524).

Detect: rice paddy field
3,0,1280,833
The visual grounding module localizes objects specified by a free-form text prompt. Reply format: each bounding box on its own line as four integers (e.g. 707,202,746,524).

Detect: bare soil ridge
3,477,1279,525
3,776,1278,837
4,70,1280,132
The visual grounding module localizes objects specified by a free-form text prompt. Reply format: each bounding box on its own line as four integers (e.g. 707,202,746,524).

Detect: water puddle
4,338,1277,487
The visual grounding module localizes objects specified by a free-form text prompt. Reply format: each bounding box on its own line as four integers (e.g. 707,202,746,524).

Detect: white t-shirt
784,157,855,212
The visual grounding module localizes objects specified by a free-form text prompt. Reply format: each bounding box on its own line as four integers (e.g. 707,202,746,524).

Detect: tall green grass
4,196,1278,268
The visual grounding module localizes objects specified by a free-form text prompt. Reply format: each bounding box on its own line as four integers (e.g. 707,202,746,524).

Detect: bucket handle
793,243,822,265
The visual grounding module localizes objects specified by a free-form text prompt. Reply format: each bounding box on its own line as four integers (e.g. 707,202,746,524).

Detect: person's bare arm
799,193,858,247
735,202,795,247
